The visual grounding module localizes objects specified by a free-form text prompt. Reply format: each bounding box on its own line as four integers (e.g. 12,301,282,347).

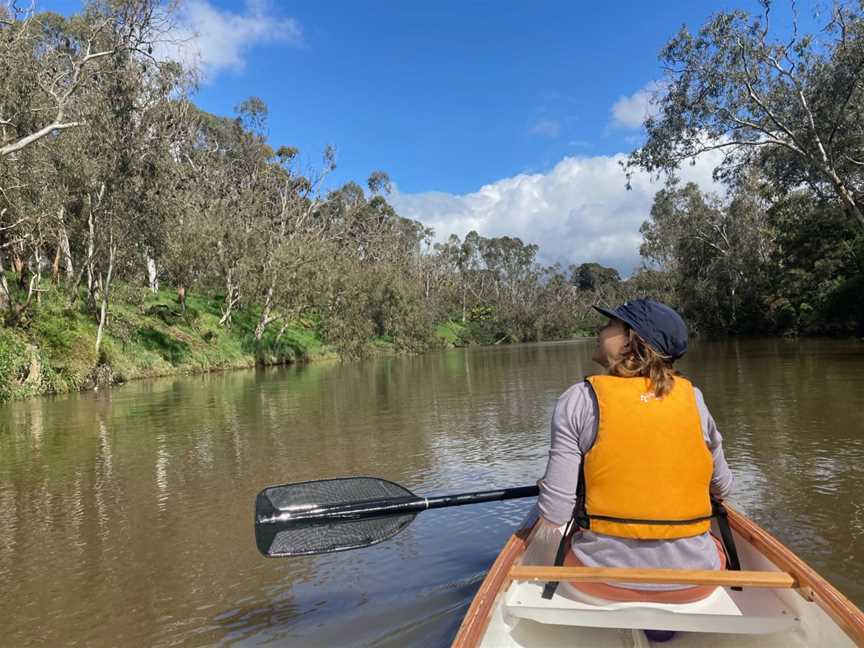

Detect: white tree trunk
85,183,105,303
58,207,74,281
274,320,292,344
94,242,115,358
32,247,46,304
86,202,96,297
254,281,277,341
146,254,159,293
0,250,11,312
219,269,240,326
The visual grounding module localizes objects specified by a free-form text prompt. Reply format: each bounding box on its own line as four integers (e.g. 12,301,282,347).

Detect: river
1,338,862,646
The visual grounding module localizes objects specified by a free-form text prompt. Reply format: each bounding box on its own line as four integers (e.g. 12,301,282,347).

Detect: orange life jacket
579,374,713,540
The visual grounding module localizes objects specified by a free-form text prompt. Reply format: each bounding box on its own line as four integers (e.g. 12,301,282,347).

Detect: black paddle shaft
257,484,540,526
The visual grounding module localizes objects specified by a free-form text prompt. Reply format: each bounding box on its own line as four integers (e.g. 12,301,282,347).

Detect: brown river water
1,339,863,647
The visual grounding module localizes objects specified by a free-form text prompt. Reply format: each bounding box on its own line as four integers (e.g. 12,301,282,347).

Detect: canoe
453,504,864,647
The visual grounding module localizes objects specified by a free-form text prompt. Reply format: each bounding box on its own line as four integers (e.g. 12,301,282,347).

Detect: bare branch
0,217,27,232
0,120,82,156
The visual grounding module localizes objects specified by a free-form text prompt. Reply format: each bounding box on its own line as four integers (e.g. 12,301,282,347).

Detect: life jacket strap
586,513,714,525
541,500,580,600
712,498,742,590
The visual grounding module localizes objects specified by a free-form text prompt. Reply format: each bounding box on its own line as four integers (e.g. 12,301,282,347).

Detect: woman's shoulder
558,378,594,402
687,382,708,407
556,379,598,416
675,375,708,403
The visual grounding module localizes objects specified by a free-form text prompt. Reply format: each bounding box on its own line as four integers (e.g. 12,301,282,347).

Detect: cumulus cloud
389,149,724,276
529,118,562,138
610,80,665,129
157,0,302,81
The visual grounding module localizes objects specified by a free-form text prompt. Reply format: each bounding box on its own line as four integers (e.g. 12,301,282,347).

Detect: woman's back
537,299,734,594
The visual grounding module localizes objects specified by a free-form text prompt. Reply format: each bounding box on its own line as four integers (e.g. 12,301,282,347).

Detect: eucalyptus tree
172,102,276,326
69,14,190,355
765,192,863,333
0,0,183,339
249,141,347,342
571,262,621,292
640,180,774,333
304,175,435,351
0,0,174,158
535,265,581,339
627,0,864,230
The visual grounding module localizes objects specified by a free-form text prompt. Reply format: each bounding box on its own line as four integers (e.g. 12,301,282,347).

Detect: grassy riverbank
0,280,494,404
0,274,608,405
0,282,344,404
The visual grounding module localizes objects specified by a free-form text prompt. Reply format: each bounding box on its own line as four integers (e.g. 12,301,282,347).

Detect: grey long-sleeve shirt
538,379,734,586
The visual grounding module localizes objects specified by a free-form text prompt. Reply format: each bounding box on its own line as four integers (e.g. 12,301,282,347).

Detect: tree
765,192,864,334
627,1,864,231
0,0,172,157
640,180,774,333
571,262,621,292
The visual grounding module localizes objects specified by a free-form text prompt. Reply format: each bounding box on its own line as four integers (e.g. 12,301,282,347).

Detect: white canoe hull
453,506,864,647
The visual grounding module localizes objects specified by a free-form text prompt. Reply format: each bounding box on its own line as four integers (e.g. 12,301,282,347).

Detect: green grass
434,320,467,346
0,281,334,403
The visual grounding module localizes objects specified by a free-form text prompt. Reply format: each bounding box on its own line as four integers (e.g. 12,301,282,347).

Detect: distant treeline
1,0,862,393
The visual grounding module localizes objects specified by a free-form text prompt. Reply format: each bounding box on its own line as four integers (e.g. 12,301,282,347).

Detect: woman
537,299,734,610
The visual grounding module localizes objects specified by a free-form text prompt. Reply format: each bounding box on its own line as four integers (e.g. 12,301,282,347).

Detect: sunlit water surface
1,339,862,646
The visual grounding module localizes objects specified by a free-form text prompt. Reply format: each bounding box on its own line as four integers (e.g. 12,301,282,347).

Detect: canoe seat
504,580,800,635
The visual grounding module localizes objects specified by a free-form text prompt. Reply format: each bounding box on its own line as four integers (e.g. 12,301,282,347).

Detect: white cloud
610,80,665,129
156,0,302,81
529,118,562,138
390,149,724,276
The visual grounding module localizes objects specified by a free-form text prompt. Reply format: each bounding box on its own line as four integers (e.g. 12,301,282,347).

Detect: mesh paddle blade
260,513,416,557
255,477,417,557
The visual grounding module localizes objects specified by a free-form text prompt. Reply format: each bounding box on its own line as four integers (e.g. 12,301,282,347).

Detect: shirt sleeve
694,387,734,500
537,382,596,525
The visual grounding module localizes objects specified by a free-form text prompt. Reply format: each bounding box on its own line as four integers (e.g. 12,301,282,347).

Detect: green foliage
135,326,192,364
625,2,864,337
638,179,776,335
572,263,621,292
627,1,864,232
29,306,97,377
463,305,506,345
0,281,333,403
0,329,27,402
636,181,864,337
369,281,434,353
434,321,467,347
765,195,864,335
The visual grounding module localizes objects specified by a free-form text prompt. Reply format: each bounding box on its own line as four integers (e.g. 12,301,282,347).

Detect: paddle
254,476,539,557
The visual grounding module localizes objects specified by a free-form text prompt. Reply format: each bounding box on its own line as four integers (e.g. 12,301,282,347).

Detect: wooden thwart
509,565,798,589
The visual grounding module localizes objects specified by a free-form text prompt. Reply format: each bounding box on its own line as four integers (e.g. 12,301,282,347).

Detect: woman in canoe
537,300,734,613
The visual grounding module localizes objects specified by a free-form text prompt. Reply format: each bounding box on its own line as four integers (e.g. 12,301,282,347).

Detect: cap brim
592,305,619,320
593,305,640,332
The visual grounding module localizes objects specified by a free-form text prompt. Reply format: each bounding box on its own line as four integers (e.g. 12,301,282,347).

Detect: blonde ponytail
607,328,677,398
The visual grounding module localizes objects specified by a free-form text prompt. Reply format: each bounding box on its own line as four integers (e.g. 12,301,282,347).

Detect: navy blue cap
593,299,688,359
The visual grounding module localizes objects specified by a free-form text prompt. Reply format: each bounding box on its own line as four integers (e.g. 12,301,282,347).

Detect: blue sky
42,0,814,272
189,1,757,194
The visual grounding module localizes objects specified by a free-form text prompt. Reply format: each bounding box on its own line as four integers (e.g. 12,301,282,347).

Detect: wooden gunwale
451,512,537,648
451,506,864,647
726,504,864,646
